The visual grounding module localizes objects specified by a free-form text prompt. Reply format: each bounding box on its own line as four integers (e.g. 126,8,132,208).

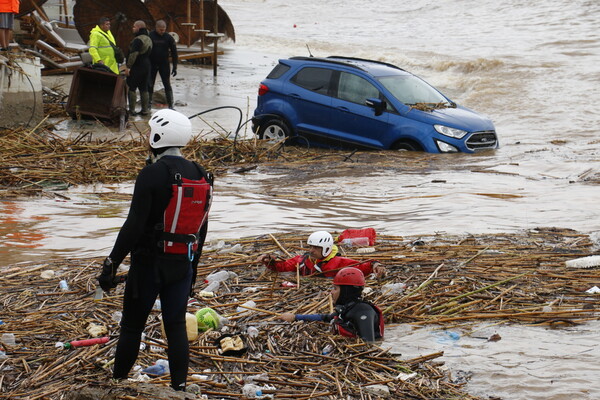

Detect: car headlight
434,124,468,139
435,140,458,153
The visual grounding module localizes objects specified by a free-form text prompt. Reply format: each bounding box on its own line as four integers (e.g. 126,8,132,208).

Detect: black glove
98,257,118,292
171,67,177,77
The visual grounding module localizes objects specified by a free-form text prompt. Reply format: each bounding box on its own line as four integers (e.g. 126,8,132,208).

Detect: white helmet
307,231,334,258
149,109,192,149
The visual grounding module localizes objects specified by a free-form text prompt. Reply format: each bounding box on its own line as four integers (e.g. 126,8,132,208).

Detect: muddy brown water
4,0,600,397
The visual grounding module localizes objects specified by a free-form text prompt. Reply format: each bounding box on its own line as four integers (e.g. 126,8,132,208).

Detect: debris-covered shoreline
1,228,598,399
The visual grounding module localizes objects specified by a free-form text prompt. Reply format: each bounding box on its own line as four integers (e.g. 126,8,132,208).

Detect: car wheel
392,141,420,151
258,119,290,142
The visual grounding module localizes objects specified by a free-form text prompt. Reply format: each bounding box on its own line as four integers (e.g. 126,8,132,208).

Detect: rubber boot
128,91,137,116
166,88,174,110
140,92,150,116
148,91,154,108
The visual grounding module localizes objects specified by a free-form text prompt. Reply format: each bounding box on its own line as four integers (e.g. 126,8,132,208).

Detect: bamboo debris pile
0,125,338,197
1,228,599,399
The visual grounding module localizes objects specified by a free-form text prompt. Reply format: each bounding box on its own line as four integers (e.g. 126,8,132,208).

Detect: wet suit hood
335,285,363,306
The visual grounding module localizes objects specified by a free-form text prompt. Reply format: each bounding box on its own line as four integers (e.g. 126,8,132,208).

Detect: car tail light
258,84,269,96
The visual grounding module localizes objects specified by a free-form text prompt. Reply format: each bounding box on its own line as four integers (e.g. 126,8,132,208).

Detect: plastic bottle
338,228,376,246
247,326,259,338
205,270,238,292
236,300,256,314
205,270,238,284
59,279,69,291
112,311,123,323
1,333,16,346
205,280,221,293
142,363,167,376
382,283,407,294
321,344,334,355
242,383,263,398
340,237,370,247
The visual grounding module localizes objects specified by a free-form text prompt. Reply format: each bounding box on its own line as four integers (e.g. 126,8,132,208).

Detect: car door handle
289,93,301,99
337,106,350,112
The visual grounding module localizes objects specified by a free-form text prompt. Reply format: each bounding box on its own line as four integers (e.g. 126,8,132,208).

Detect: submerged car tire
391,141,421,151
258,119,290,142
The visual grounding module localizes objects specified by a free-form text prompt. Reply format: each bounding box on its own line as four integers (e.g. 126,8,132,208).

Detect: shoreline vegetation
1,228,599,399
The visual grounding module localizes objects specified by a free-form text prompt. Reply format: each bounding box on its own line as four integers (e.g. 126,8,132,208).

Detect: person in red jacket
256,231,386,278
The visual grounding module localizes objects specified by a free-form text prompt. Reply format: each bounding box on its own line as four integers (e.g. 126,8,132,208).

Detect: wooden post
199,0,205,52
62,0,69,25
213,0,218,76
187,0,192,47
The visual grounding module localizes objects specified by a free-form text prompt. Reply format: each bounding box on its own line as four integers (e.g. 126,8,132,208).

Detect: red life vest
161,164,212,257
333,302,385,339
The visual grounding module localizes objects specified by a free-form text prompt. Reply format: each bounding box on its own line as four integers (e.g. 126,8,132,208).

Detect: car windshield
378,75,453,109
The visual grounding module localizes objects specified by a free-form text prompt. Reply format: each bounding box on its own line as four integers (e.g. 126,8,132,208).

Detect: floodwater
2,0,600,398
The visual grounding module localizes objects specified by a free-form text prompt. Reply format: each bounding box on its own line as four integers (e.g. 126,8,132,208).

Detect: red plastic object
337,228,376,246
69,336,109,348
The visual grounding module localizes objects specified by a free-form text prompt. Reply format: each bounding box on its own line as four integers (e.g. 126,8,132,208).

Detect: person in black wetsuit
148,20,178,109
124,20,153,116
98,109,213,391
278,267,384,342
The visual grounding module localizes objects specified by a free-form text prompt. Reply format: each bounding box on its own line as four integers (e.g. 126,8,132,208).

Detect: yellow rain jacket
88,25,119,74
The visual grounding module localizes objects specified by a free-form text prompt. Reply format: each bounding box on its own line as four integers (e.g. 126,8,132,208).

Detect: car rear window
267,63,291,79
290,67,333,95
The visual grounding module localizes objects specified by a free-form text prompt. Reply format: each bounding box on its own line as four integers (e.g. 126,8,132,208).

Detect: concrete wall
0,54,44,128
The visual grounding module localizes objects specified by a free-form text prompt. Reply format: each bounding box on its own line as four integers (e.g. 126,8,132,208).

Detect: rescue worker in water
256,231,387,278
278,267,384,342
98,109,213,391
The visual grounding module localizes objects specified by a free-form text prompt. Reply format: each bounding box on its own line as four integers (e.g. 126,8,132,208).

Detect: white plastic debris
585,286,600,294
356,247,376,254
40,270,55,279
217,243,244,254
565,255,600,269
363,384,391,397
396,372,418,381
382,282,407,294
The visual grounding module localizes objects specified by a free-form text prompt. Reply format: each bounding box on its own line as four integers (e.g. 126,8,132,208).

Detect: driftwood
1,228,598,399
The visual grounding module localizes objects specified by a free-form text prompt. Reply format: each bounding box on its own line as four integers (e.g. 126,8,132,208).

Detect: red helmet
333,267,365,287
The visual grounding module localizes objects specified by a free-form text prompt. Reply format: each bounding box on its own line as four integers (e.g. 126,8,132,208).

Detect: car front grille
466,131,497,150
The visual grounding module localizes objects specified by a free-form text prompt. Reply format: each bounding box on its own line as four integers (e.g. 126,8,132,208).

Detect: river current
2,1,600,398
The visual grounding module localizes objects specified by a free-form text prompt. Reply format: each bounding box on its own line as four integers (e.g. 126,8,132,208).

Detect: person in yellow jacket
0,0,19,51
88,17,119,74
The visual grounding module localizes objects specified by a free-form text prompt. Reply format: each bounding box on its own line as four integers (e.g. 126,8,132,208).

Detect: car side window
267,63,290,79
337,72,381,105
290,67,332,95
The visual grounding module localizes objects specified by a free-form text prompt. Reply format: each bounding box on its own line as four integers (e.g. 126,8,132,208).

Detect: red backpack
160,162,212,259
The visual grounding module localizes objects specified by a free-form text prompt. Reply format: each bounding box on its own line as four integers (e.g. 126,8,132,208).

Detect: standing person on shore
149,20,178,109
278,267,384,342
88,17,119,74
123,20,152,116
98,109,213,391
256,231,387,278
0,0,18,52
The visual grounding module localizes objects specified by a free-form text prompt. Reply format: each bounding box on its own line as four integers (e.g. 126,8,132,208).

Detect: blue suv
252,56,498,153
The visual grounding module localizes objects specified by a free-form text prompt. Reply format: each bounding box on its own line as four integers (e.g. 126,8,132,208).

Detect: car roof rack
288,56,405,72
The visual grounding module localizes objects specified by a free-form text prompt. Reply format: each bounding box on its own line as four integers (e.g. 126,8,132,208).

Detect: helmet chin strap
148,147,183,164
